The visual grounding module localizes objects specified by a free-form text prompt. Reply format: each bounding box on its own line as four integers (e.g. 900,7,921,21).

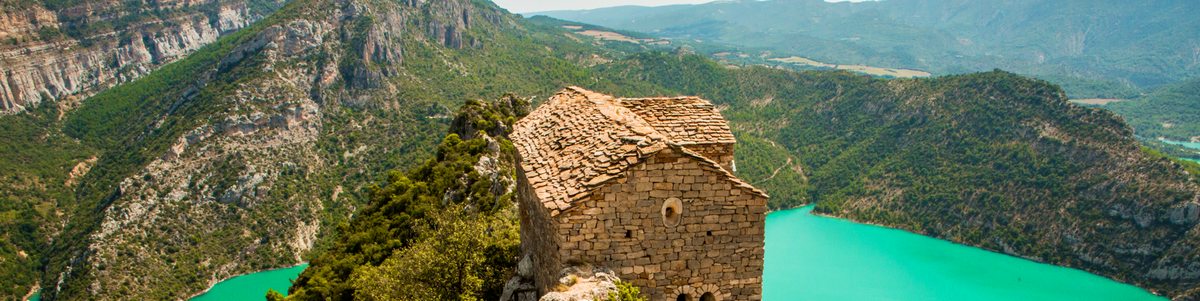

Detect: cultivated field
1069,98,1126,105
563,26,669,45
770,56,931,78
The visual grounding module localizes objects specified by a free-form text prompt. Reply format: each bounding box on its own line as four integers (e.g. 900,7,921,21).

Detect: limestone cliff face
0,0,283,114
42,0,519,299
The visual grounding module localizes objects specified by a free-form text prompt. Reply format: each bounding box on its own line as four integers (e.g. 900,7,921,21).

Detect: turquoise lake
134,204,1176,301
763,206,1165,301
178,207,1165,301
1160,139,1200,163
1159,138,1200,150
189,264,307,301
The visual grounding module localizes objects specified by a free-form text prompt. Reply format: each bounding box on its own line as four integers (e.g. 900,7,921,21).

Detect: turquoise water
1159,138,1200,150
1159,139,1200,163
190,264,307,301
763,206,1165,301
26,291,39,301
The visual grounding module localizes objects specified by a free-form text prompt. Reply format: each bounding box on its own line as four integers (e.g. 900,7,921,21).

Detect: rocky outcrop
540,266,622,301
0,0,284,114
502,262,623,301
500,255,539,301
79,16,331,298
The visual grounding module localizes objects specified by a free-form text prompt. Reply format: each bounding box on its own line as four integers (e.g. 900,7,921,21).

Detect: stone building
511,87,768,301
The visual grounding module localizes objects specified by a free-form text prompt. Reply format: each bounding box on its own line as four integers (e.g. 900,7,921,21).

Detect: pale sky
493,0,875,14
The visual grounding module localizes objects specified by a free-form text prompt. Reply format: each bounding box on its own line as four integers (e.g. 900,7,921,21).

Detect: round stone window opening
676,293,692,301
661,198,683,227
700,292,717,301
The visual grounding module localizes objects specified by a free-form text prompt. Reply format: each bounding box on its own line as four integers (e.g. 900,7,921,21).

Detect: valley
537,0,1200,99
538,0,1200,161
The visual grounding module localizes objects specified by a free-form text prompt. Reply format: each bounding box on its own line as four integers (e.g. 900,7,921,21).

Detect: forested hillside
282,96,528,300
8,0,644,298
1108,78,1200,143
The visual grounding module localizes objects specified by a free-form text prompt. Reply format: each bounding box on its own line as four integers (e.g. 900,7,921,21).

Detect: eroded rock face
77,14,333,295
0,0,284,114
43,0,517,299
538,266,621,301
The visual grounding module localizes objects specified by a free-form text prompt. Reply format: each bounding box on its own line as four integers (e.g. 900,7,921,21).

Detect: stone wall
681,143,734,172
540,147,767,301
517,166,566,295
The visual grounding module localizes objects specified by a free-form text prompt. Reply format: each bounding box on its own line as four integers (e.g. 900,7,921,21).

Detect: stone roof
616,97,736,145
512,87,765,216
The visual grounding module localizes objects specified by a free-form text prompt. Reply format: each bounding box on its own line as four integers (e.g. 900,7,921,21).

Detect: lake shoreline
185,262,307,300
780,206,1167,299
22,283,39,301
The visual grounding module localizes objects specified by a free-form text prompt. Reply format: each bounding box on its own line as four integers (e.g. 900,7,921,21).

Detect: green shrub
607,281,647,301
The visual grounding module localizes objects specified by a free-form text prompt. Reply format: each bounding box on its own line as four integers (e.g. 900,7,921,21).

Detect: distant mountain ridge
538,0,1200,98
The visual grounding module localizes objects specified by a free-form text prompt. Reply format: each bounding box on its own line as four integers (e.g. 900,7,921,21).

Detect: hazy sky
493,0,873,14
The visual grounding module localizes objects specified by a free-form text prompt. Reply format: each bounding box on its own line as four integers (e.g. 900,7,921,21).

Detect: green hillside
1108,78,1200,142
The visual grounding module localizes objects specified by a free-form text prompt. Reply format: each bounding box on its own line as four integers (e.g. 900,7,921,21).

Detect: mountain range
538,0,1200,98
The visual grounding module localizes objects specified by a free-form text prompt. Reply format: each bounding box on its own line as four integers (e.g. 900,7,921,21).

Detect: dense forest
282,96,528,300
1108,78,1200,143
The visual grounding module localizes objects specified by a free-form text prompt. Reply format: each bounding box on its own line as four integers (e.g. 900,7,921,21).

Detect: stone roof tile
616,96,736,145
512,87,760,216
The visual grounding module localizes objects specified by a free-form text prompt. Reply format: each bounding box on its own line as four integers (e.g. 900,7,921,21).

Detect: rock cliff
0,0,285,114
34,0,589,299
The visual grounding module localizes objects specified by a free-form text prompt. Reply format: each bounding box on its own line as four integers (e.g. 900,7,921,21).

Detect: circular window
661,198,683,227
